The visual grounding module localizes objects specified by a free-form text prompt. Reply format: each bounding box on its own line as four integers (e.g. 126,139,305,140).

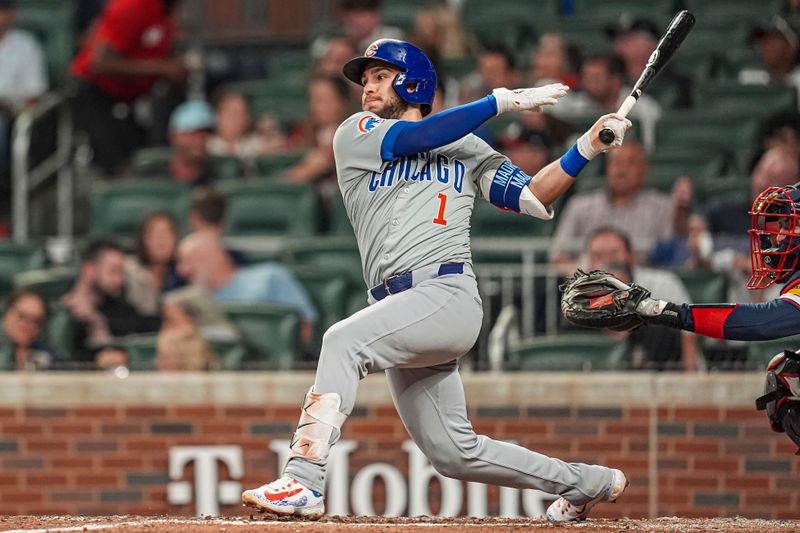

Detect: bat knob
598,128,615,145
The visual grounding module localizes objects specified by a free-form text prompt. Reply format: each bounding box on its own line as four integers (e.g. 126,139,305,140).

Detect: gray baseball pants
283,270,614,506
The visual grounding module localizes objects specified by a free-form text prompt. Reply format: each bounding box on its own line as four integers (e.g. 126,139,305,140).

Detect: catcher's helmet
748,184,800,289
343,39,437,117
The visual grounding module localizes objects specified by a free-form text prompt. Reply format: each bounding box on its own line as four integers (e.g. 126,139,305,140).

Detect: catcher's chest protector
756,350,800,432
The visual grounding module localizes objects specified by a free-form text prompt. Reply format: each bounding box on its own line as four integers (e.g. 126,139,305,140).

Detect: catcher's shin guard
289,388,348,463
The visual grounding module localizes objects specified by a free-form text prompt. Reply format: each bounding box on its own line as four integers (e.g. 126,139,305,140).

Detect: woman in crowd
125,211,184,316
0,290,59,370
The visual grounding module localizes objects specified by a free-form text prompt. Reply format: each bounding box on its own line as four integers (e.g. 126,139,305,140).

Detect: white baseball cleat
545,468,628,522
241,476,325,519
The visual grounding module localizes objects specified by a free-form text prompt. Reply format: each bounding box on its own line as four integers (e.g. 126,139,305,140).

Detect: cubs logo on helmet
357,115,384,134
364,43,378,57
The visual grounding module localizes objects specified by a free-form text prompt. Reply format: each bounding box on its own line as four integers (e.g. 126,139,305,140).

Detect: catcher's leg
386,361,620,507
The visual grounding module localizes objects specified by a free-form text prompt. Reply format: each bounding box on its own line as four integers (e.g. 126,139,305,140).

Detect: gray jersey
333,111,506,288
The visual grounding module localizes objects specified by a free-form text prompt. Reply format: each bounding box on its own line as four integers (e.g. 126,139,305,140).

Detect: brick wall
0,401,798,518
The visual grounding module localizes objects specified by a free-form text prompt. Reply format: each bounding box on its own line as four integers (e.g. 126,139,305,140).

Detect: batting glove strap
491,84,569,115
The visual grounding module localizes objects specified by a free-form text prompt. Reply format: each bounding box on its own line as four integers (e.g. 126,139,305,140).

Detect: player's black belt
370,263,464,302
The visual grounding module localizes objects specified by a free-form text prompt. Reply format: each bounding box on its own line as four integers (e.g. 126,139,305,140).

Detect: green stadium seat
254,151,308,178
696,176,750,201
89,179,190,237
251,95,308,127
442,57,477,81
328,192,355,237
747,337,800,371
510,334,628,371
719,48,763,82
282,236,362,278
696,84,797,117
382,0,432,30
16,0,75,86
462,0,556,26
121,334,159,371
673,269,727,304
573,0,674,19
647,148,727,183
671,27,748,63
471,199,555,238
686,0,783,22
221,302,302,370
209,339,247,371
217,181,319,236
266,51,311,79
656,111,759,153
131,148,244,180
14,266,78,303
291,266,349,345
44,304,74,364
0,242,48,302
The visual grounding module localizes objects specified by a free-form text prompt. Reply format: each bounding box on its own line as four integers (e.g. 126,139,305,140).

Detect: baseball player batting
241,39,632,522
560,182,800,454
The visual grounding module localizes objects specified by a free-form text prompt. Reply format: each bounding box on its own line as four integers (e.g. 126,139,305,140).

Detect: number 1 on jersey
433,193,448,226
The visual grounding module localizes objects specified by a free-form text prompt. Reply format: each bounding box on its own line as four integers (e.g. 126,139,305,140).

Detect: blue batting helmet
343,39,437,117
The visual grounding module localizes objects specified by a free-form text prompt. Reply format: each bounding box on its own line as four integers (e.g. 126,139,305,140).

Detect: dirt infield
1,516,800,533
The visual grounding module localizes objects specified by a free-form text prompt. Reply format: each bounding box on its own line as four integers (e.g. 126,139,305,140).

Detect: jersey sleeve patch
780,288,800,309
357,115,385,134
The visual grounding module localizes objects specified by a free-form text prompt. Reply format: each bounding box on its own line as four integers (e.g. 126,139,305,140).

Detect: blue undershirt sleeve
380,95,498,161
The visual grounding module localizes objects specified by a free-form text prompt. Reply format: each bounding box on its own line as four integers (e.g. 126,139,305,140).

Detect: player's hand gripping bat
598,10,696,145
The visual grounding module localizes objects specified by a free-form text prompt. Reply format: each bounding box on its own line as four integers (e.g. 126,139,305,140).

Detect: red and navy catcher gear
343,39,437,117
748,184,800,289
756,349,800,454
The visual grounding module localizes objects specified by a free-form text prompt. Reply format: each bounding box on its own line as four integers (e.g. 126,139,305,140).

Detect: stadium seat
686,0,783,22
328,192,355,237
471,199,555,238
282,237,362,278
217,181,319,236
291,266,349,345
647,148,727,183
16,0,75,86
0,242,48,302
696,84,797,117
89,179,190,237
673,269,728,304
131,148,244,180
221,302,302,370
121,335,159,371
509,334,628,371
14,266,78,303
382,0,433,30
43,304,74,364
747,337,800,371
462,0,555,26
573,0,674,19
254,151,308,179
656,111,759,153
250,95,308,127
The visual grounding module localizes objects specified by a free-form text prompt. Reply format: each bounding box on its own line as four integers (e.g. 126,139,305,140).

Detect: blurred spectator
527,33,580,88
706,146,800,239
459,44,520,103
0,0,47,114
496,124,552,176
125,211,184,316
0,291,59,370
255,114,290,156
61,239,161,366
207,89,274,170
75,0,108,42
586,227,699,372
69,0,186,175
156,300,216,371
335,0,403,51
740,16,800,104
705,147,799,301
552,53,661,152
285,76,352,184
411,4,477,62
551,141,689,271
760,110,800,160
168,100,215,185
187,186,248,265
176,231,317,342
606,15,692,108
650,213,714,269
313,36,357,79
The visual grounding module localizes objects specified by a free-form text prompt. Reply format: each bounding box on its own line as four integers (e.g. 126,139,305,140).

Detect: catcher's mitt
560,269,652,332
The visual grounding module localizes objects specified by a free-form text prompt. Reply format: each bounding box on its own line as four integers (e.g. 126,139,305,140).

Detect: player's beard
375,93,408,120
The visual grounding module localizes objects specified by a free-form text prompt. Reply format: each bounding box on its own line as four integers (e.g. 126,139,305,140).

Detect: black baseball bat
599,10,696,145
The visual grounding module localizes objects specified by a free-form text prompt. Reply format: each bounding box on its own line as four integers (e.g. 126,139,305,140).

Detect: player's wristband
559,144,589,177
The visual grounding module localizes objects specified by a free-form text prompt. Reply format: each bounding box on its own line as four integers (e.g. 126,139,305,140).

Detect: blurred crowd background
1,0,799,374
